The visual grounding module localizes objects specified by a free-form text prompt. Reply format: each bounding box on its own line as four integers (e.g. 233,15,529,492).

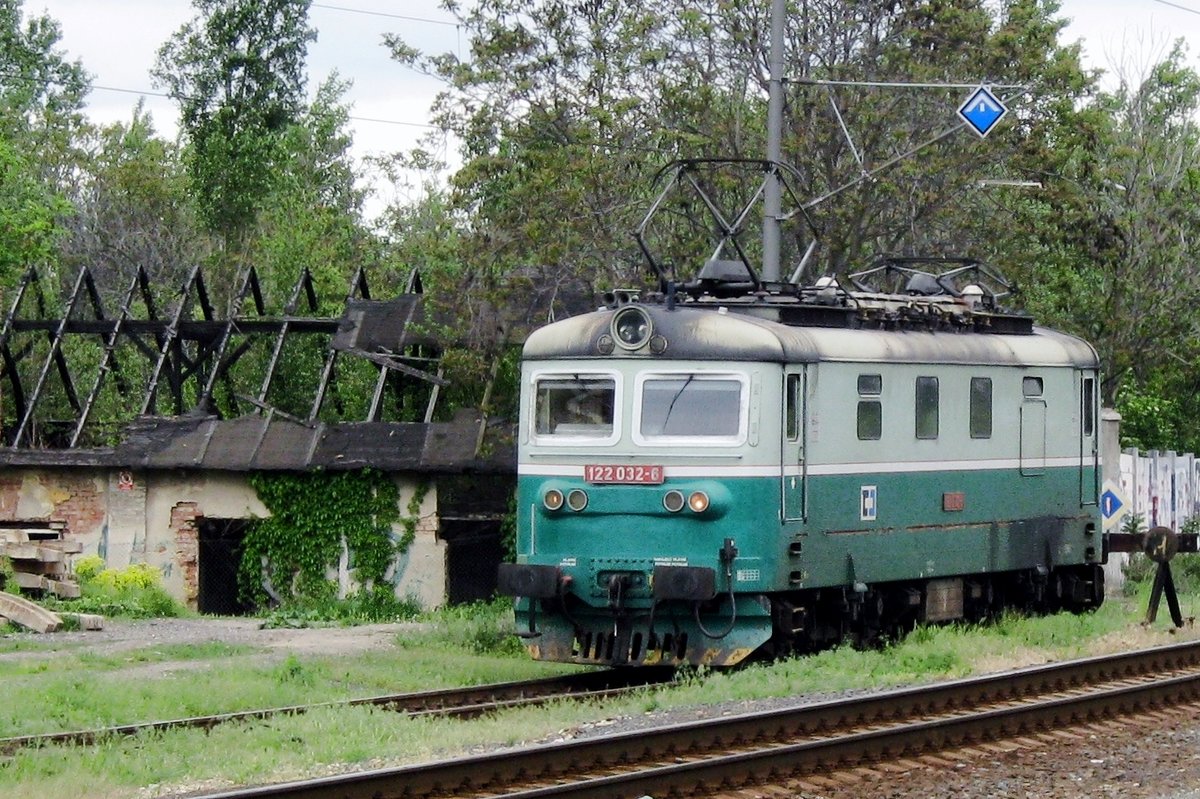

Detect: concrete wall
1117,449,1200,532
385,477,444,610
0,467,447,611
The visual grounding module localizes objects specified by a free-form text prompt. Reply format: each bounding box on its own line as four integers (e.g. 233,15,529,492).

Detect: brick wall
0,470,108,541
170,502,201,607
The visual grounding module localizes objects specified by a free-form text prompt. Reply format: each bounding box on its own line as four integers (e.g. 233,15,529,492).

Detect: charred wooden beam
141,265,203,417
258,269,318,409
12,269,90,447
309,267,371,423
72,268,146,447
199,266,262,416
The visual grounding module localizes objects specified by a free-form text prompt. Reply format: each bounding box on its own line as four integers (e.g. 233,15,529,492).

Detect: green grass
0,642,258,678
0,636,84,655
0,594,1196,798
0,639,575,738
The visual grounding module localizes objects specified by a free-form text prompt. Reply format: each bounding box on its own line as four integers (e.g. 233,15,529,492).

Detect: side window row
856,374,997,442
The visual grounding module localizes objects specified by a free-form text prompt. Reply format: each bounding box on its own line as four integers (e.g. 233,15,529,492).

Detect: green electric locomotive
498,258,1105,666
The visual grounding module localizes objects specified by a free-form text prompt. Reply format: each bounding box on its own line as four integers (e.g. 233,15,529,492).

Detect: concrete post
1100,408,1126,591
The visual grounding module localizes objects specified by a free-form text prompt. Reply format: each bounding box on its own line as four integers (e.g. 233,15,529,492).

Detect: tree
58,104,209,304
152,0,316,246
0,1,88,291
0,0,88,164
752,0,1095,275
994,43,1200,415
0,138,67,288
244,77,382,420
389,0,762,336
249,77,371,309
391,0,1094,309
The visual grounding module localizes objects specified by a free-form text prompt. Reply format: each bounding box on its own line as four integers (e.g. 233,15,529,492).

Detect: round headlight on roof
611,306,652,350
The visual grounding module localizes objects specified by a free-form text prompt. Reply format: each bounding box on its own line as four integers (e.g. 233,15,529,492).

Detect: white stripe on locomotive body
519,456,1093,479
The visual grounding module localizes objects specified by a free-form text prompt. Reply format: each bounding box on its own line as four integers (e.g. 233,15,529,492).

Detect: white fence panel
1118,448,1200,531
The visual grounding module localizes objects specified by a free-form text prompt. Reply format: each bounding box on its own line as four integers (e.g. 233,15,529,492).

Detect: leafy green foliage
59,106,208,306
1117,381,1185,451
1005,42,1200,412
71,554,104,582
50,560,182,618
239,470,408,610
0,138,69,290
248,77,375,310
394,0,1090,286
0,555,15,592
499,492,517,563
153,0,316,240
0,1,87,295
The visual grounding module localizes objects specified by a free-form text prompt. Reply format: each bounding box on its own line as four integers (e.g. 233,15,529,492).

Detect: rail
187,639,1200,799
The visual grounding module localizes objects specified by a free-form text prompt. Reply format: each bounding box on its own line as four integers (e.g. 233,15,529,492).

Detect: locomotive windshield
636,374,745,442
533,376,616,438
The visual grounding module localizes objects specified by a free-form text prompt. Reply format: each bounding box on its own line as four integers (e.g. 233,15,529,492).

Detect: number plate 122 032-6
584,464,664,484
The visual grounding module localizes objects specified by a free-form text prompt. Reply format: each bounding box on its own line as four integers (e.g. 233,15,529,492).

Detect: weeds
0,555,15,592
259,588,423,628
45,559,184,619
402,599,526,657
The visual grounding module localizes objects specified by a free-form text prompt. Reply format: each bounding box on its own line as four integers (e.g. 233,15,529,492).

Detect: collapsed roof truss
0,265,443,449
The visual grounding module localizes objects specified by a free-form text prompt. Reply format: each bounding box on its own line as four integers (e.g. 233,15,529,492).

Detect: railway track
0,667,674,755
190,639,1200,799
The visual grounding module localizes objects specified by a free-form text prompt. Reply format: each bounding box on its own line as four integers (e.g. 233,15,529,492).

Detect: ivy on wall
239,469,419,608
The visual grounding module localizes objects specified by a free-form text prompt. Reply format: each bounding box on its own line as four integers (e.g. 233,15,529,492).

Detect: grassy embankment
1,570,1198,799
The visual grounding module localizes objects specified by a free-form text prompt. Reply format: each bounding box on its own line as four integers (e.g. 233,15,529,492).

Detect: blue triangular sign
958,85,1008,138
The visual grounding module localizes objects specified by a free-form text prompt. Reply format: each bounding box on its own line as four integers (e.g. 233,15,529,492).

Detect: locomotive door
1079,371,1099,505
1020,377,1047,476
782,369,805,520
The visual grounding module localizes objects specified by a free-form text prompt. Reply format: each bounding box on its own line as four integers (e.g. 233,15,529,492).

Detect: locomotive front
498,302,790,666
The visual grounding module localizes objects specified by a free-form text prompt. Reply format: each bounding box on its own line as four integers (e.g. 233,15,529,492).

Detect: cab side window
857,374,882,440
915,376,938,439
970,377,992,439
786,373,802,441
1082,376,1096,437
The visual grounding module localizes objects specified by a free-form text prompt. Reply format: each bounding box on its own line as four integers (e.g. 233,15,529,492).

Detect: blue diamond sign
1100,480,1130,532
957,85,1008,138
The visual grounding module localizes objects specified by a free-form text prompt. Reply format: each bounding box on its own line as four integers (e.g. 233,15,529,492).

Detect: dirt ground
0,616,421,670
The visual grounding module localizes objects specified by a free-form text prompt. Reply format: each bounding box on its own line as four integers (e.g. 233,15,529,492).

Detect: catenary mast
761,0,786,282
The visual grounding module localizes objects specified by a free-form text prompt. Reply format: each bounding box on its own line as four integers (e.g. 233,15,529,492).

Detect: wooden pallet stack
0,523,82,599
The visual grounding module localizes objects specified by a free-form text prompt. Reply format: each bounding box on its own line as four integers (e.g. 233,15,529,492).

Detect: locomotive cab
499,303,785,665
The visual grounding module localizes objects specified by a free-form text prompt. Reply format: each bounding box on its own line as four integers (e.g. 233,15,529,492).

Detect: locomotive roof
523,304,1100,369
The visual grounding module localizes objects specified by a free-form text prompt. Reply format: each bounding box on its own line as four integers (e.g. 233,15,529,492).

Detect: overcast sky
26,0,1200,217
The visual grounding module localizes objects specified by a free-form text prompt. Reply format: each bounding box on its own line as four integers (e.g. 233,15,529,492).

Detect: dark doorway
442,518,504,604
436,475,513,604
198,517,251,615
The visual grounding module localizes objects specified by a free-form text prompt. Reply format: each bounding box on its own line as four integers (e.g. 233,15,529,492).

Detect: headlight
566,489,589,512
688,491,710,513
611,306,652,350
663,490,685,513
543,489,564,511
